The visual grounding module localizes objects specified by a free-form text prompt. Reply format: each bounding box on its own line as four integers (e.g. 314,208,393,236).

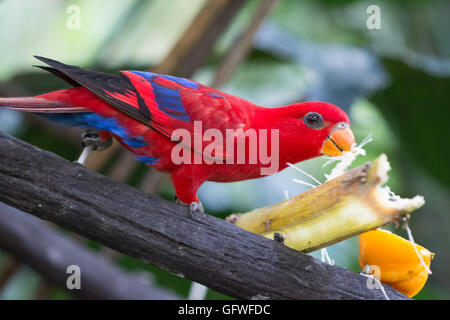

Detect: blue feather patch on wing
129,71,192,122
206,92,224,99
135,155,158,165
130,71,199,90
39,112,147,149
39,112,127,137
121,136,147,148
159,74,199,89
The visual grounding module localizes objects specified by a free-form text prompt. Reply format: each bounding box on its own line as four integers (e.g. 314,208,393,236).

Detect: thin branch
0,256,20,290
154,0,248,77
0,131,408,300
211,0,281,88
33,280,53,300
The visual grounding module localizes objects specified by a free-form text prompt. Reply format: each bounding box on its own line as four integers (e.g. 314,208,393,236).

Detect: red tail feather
0,97,86,113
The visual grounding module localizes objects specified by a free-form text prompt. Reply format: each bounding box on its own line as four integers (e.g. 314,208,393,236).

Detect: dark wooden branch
0,131,408,300
0,202,179,300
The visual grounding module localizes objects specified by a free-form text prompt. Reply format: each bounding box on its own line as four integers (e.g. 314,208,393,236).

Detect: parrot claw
74,129,112,166
173,197,204,216
273,232,285,244
189,201,204,214
81,128,112,151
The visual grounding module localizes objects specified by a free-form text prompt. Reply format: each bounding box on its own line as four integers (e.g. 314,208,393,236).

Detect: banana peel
229,154,425,252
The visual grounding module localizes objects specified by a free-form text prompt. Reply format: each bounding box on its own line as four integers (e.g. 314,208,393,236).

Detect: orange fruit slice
359,228,433,297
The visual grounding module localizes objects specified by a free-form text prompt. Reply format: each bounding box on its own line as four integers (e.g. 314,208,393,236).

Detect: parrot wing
33,56,256,140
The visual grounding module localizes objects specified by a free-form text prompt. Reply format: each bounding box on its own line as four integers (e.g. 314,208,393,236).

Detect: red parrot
0,57,355,209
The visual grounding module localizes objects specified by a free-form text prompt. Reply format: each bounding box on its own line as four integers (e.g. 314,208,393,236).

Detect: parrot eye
303,112,324,129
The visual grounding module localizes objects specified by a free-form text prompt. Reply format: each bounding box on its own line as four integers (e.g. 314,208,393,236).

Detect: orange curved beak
321,124,355,157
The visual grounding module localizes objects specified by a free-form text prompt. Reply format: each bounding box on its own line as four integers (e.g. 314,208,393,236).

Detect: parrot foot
189,201,205,215
173,196,205,216
273,232,285,244
81,129,112,151
74,129,112,166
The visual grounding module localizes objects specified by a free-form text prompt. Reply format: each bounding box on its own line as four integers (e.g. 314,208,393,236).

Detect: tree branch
154,0,247,78
0,131,408,300
0,256,20,290
211,0,281,88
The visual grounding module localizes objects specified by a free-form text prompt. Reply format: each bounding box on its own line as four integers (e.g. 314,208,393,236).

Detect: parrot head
271,101,355,164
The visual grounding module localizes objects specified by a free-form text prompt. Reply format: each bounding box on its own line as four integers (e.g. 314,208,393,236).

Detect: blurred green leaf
370,58,450,187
